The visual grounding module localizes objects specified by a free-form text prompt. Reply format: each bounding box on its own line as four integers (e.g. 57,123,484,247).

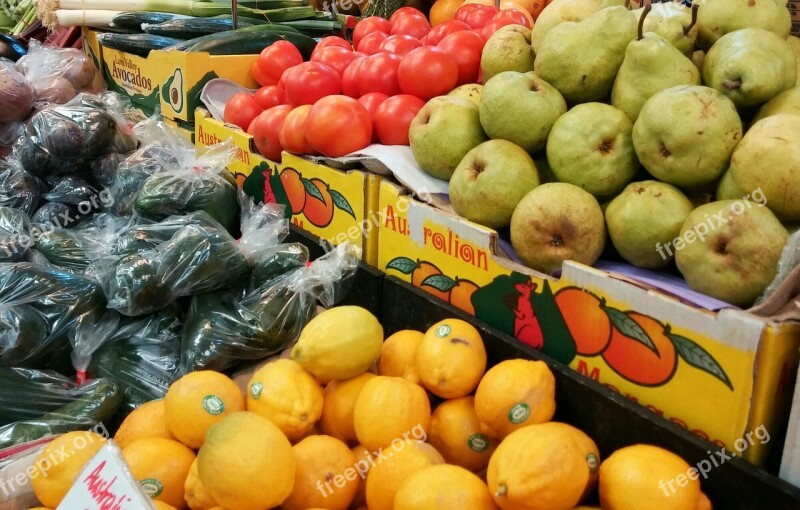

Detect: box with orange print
377,179,800,467
194,109,381,263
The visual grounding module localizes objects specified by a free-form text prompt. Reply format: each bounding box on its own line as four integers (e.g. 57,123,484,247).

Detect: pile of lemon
27,305,712,510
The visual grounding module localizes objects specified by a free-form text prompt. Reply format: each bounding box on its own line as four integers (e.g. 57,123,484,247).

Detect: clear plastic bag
15,40,104,107
13,92,137,178
0,206,30,262
0,59,34,123
0,158,43,215
180,242,359,374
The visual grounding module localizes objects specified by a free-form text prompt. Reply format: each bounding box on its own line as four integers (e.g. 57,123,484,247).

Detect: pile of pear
407,0,800,308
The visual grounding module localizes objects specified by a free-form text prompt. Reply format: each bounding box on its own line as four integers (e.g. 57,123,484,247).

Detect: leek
53,9,121,28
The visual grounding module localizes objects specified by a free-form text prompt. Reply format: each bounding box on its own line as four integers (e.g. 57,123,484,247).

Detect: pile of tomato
222,4,533,160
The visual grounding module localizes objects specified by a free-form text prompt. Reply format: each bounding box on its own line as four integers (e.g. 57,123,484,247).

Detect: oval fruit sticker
508,403,530,424
203,395,224,415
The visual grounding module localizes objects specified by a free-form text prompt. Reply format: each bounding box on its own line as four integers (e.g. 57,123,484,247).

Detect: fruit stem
684,4,699,35
495,484,508,497
495,0,500,7
638,2,652,40
723,79,742,90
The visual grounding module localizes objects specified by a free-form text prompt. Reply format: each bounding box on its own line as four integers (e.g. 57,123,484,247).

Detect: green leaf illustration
670,333,734,390
330,189,356,219
605,307,658,353
385,257,418,275
421,274,457,292
302,177,325,203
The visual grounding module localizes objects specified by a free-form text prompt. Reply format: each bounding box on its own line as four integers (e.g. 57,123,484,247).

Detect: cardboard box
781,360,800,488
789,1,799,36
80,27,102,73
163,117,195,144
377,180,800,466
194,109,381,263
94,31,258,123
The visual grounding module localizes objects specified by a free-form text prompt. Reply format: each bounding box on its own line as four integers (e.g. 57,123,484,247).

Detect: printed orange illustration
279,167,306,214
601,312,678,387
303,177,335,227
449,279,480,315
386,258,479,314
554,288,612,356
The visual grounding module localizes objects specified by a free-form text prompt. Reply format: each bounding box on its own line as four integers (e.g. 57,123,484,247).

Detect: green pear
702,28,797,109
479,71,567,153
510,182,606,274
788,36,800,84
675,200,788,306
448,84,482,106
697,0,791,50
633,2,699,55
605,180,694,268
692,50,706,73
753,87,800,123
480,25,534,82
716,169,746,200
531,0,625,53
546,103,638,198
409,96,487,181
534,6,638,104
729,114,800,221
449,140,540,229
633,85,743,188
612,8,701,123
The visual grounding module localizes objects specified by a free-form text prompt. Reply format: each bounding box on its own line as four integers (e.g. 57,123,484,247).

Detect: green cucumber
143,17,259,39
165,23,300,51
177,26,316,58
99,33,186,57
112,11,190,30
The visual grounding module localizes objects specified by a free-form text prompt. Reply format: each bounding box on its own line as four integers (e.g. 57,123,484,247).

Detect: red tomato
248,104,293,161
480,18,522,40
423,19,470,46
353,16,391,49
379,34,422,55
357,52,402,96
311,46,360,75
389,7,427,24
397,46,459,100
305,95,372,157
224,92,263,131
358,92,390,142
282,62,342,106
454,4,483,23
253,85,285,110
437,30,485,85
279,105,316,155
254,40,303,86
390,14,431,39
341,56,366,98
457,4,498,29
311,36,352,58
250,60,271,88
492,9,532,28
373,94,425,145
356,31,389,54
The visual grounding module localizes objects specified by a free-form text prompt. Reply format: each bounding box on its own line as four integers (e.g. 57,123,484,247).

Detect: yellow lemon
246,358,324,441
394,463,498,509
282,435,359,510
122,437,195,510
599,444,708,510
377,329,424,384
30,431,107,508
474,359,556,439
428,396,498,472
353,376,431,451
366,440,445,510
291,306,384,380
164,371,245,449
320,372,377,443
416,318,487,398
487,422,600,510
184,458,219,510
153,502,178,510
114,399,175,450
197,411,296,510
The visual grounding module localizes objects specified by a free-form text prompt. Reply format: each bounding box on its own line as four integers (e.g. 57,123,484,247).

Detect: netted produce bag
180,242,359,374
88,211,250,316
0,262,107,368
15,40,104,107
0,157,43,215
13,92,137,178
0,371,121,451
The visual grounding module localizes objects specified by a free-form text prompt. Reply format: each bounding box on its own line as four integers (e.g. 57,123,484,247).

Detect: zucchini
99,33,186,57
143,17,259,39
112,11,190,30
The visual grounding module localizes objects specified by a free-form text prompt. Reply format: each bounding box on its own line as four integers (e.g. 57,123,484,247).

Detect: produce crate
163,116,195,144
195,109,382,264
90,28,258,123
790,0,799,36
377,180,800,467
80,27,102,73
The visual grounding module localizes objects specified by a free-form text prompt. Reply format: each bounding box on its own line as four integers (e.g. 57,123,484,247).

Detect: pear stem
684,4,699,35
638,3,652,41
